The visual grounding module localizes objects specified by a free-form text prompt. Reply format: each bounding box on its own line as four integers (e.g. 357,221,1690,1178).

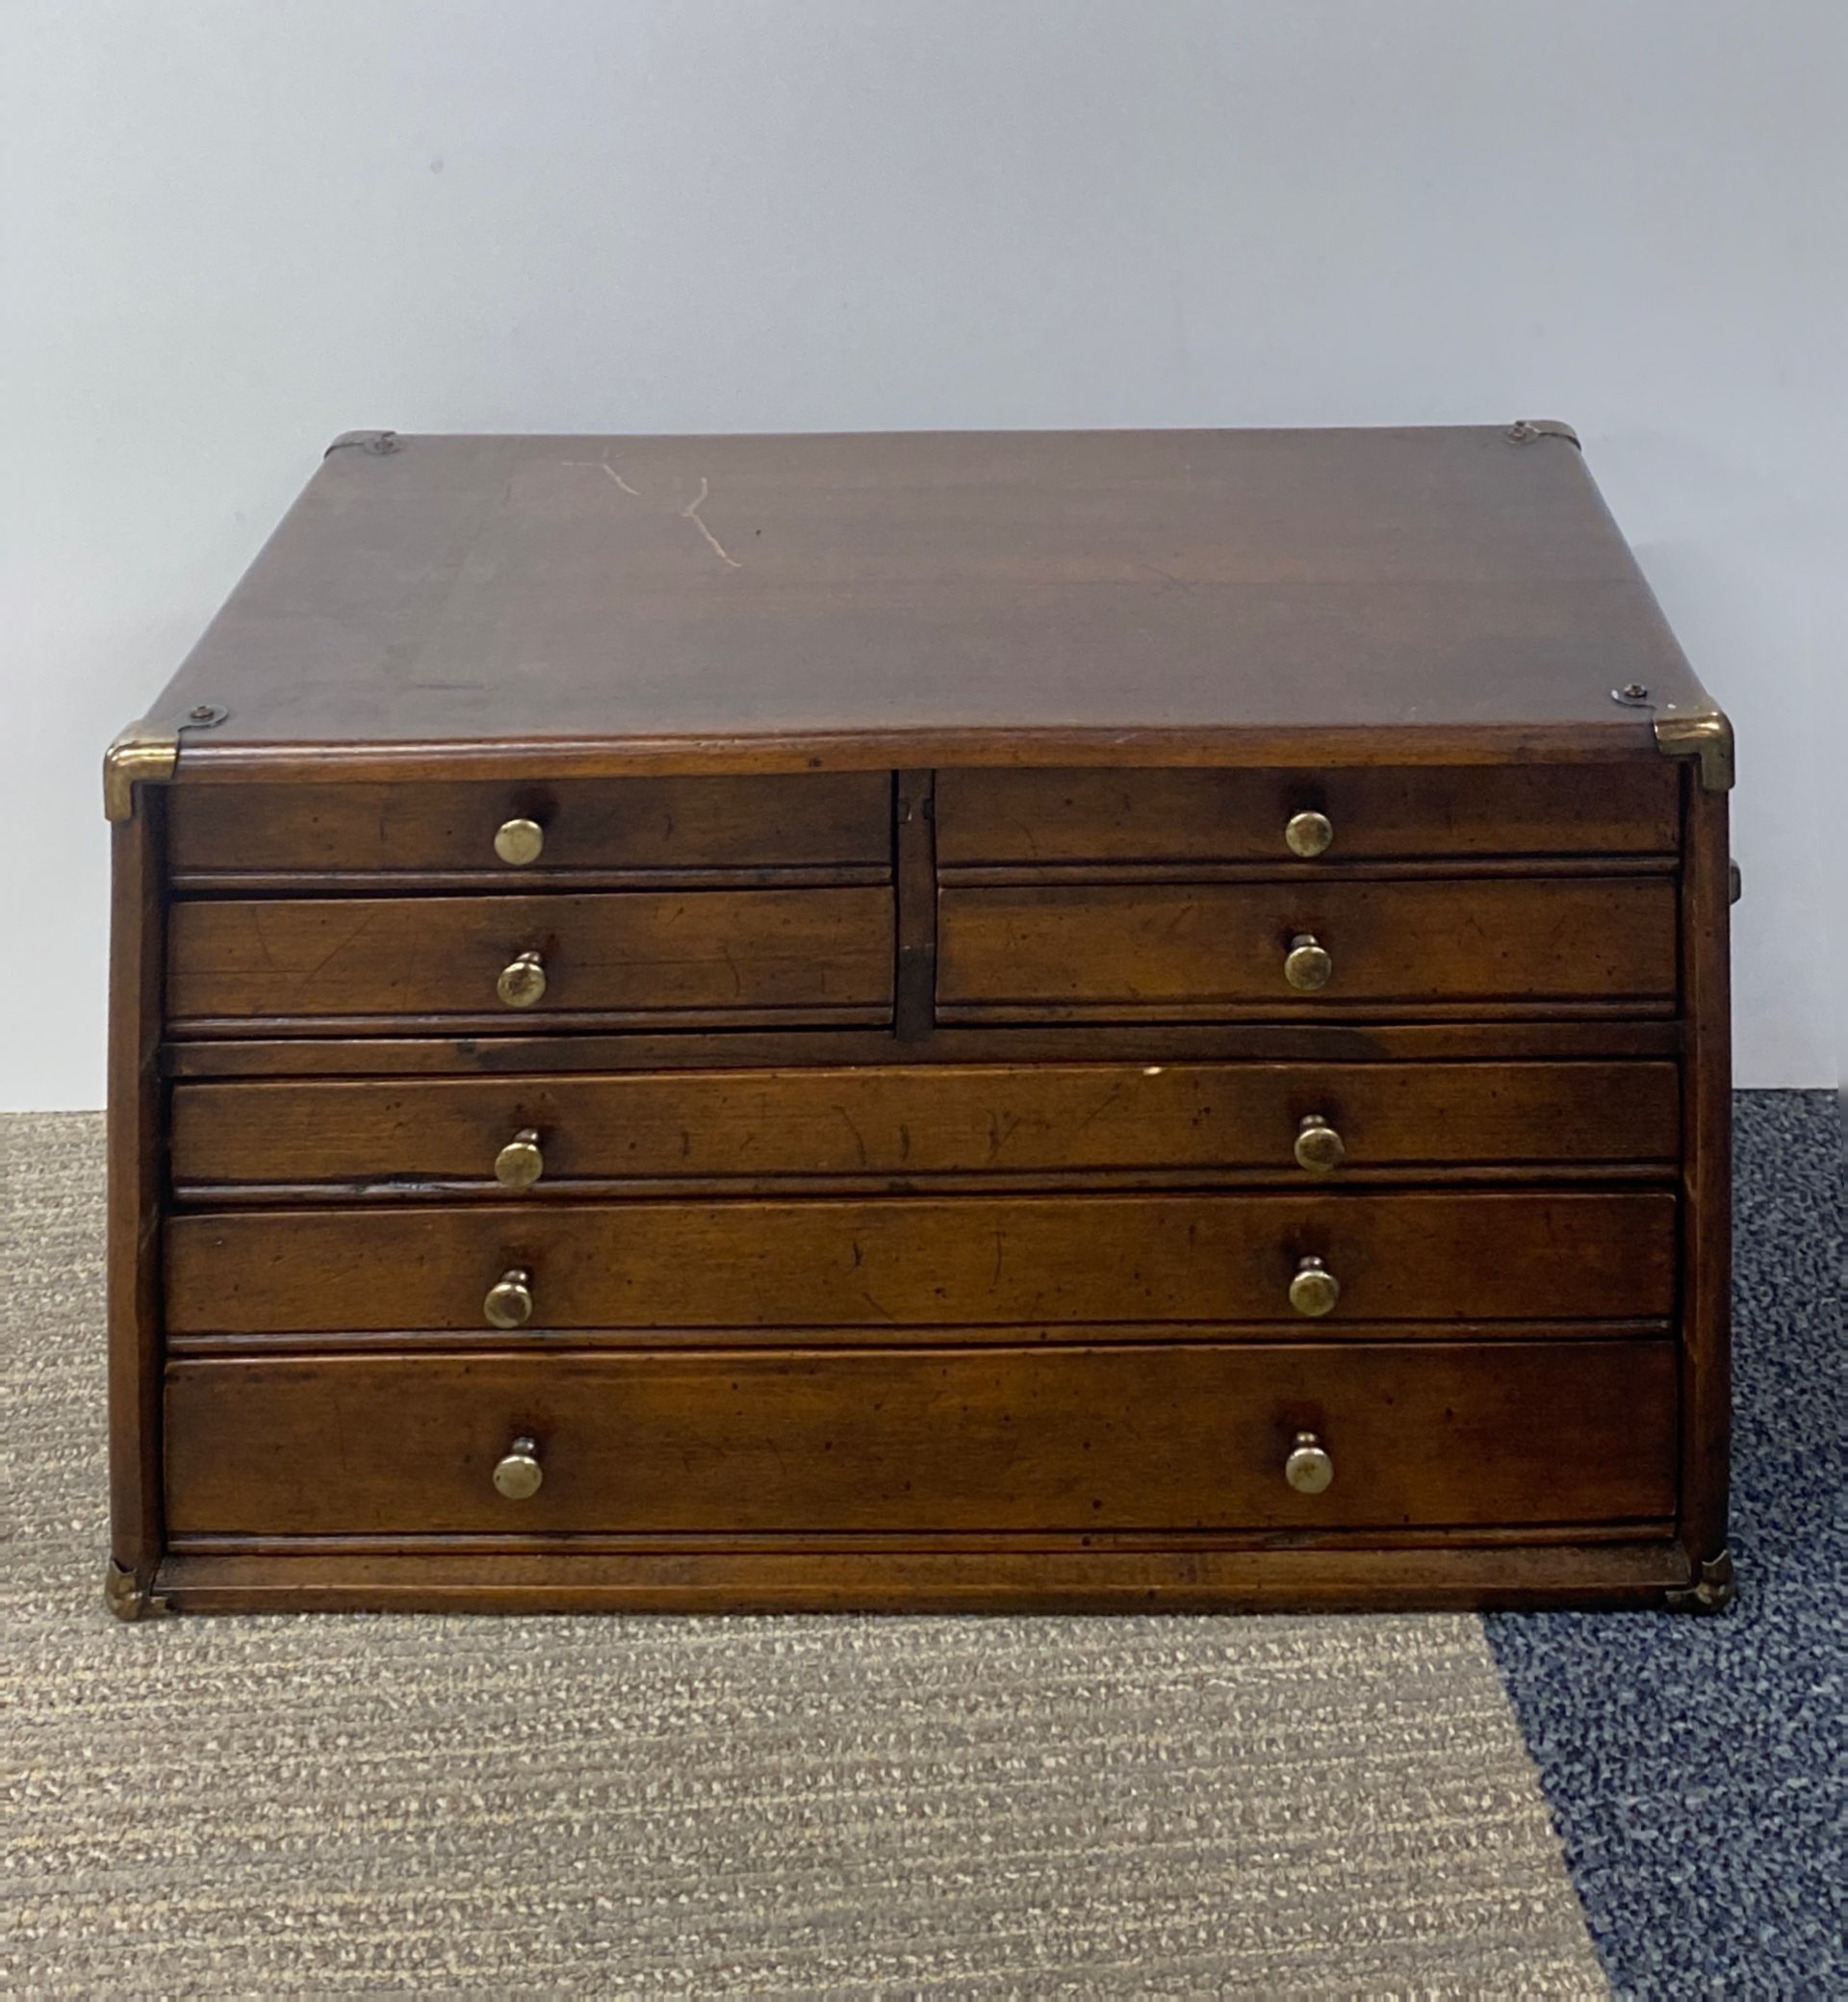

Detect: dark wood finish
937,878,1678,1019
106,803,167,1592
1680,778,1732,1570
164,1191,1677,1333
937,764,1680,867
106,424,1732,1616
163,1340,1678,1537
168,1060,1680,1194
167,771,890,878
167,887,893,1029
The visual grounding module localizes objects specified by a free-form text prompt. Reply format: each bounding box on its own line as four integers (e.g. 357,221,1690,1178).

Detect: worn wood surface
167,887,894,1028
163,1339,1678,1538
164,1190,1678,1333
168,1059,1680,1194
938,877,1678,1018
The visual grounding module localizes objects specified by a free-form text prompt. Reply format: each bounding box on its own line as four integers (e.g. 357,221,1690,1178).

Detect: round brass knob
1284,810,1334,860
494,817,545,866
484,1267,534,1329
1293,1114,1346,1174
1288,1255,1341,1319
1284,933,1332,992
494,1129,544,1189
497,950,547,1009
1284,1430,1334,1495
493,1435,544,1500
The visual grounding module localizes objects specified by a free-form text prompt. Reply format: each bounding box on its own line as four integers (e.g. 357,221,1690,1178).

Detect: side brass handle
484,1267,534,1329
494,1128,545,1189
1288,1254,1341,1318
497,950,547,1009
1284,1430,1334,1495
494,816,546,866
493,1435,544,1500
1284,933,1332,992
1293,1114,1346,1174
1284,809,1334,859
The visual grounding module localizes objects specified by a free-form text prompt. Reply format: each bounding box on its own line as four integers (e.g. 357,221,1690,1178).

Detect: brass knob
493,1435,544,1500
494,1129,544,1189
1284,933,1332,991
1288,1255,1341,1318
1284,809,1334,859
1293,1114,1346,1174
484,1267,534,1329
497,950,547,1009
1284,1430,1335,1495
494,817,546,866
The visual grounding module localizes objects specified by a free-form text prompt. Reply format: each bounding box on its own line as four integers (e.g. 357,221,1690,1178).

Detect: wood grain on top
148,427,1704,765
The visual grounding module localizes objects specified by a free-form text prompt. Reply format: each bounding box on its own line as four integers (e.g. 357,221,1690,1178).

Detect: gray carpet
2,1113,1605,1995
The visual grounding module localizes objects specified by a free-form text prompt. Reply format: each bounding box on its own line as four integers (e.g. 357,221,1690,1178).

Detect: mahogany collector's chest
103,424,1735,1619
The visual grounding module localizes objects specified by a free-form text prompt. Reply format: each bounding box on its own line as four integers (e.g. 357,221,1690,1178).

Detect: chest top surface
145,424,1707,767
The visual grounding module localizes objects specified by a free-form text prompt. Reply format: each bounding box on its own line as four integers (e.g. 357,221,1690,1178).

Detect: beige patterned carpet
2,1113,1605,1995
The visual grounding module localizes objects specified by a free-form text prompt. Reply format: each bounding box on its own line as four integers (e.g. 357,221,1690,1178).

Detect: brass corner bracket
103,703,229,822
1653,698,1735,793
1506,418,1581,449
1665,1549,1736,1614
104,1559,170,1622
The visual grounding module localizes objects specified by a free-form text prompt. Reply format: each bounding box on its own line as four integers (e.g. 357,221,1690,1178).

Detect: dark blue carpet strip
1487,1091,1846,1998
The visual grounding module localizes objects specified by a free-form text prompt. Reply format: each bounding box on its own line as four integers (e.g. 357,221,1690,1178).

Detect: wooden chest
103,424,1735,1618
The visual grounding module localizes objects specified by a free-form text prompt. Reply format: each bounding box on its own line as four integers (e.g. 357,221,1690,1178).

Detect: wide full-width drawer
164,1190,1678,1334
166,772,893,880
166,887,894,1031
163,1340,1680,1538
168,1061,1681,1194
937,877,1678,1021
935,764,1681,869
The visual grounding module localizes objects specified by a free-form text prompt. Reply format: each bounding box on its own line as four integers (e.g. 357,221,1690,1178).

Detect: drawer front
937,878,1677,1020
165,1191,1677,1333
167,888,894,1030
163,1340,1679,1537
167,773,892,878
169,1060,1681,1193
936,764,1681,868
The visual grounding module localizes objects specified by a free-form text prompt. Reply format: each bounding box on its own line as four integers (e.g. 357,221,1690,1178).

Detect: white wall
4,0,1841,1108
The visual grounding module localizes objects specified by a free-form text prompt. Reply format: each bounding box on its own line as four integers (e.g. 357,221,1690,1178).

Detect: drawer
167,887,894,1031
937,877,1677,1021
163,1339,1680,1537
169,1060,1681,1194
166,772,892,880
936,764,1681,870
165,1190,1678,1334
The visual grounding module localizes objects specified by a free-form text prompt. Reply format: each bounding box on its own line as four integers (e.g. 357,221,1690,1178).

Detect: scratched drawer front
166,888,894,1032
168,1060,1681,1195
164,1191,1676,1334
163,1339,1680,1537
166,773,893,880
937,878,1677,1021
936,764,1681,870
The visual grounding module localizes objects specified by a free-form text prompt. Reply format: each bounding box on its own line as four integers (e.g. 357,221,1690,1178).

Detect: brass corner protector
102,722,178,823
1507,418,1582,449
1665,1549,1736,1614
104,1559,170,1622
1653,699,1735,792
324,428,401,457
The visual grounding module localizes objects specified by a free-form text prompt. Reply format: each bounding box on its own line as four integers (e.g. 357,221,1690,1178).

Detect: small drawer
163,1339,1679,1538
168,1060,1681,1195
937,877,1677,1022
936,764,1681,871
166,772,893,881
163,1190,1678,1334
166,887,894,1033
